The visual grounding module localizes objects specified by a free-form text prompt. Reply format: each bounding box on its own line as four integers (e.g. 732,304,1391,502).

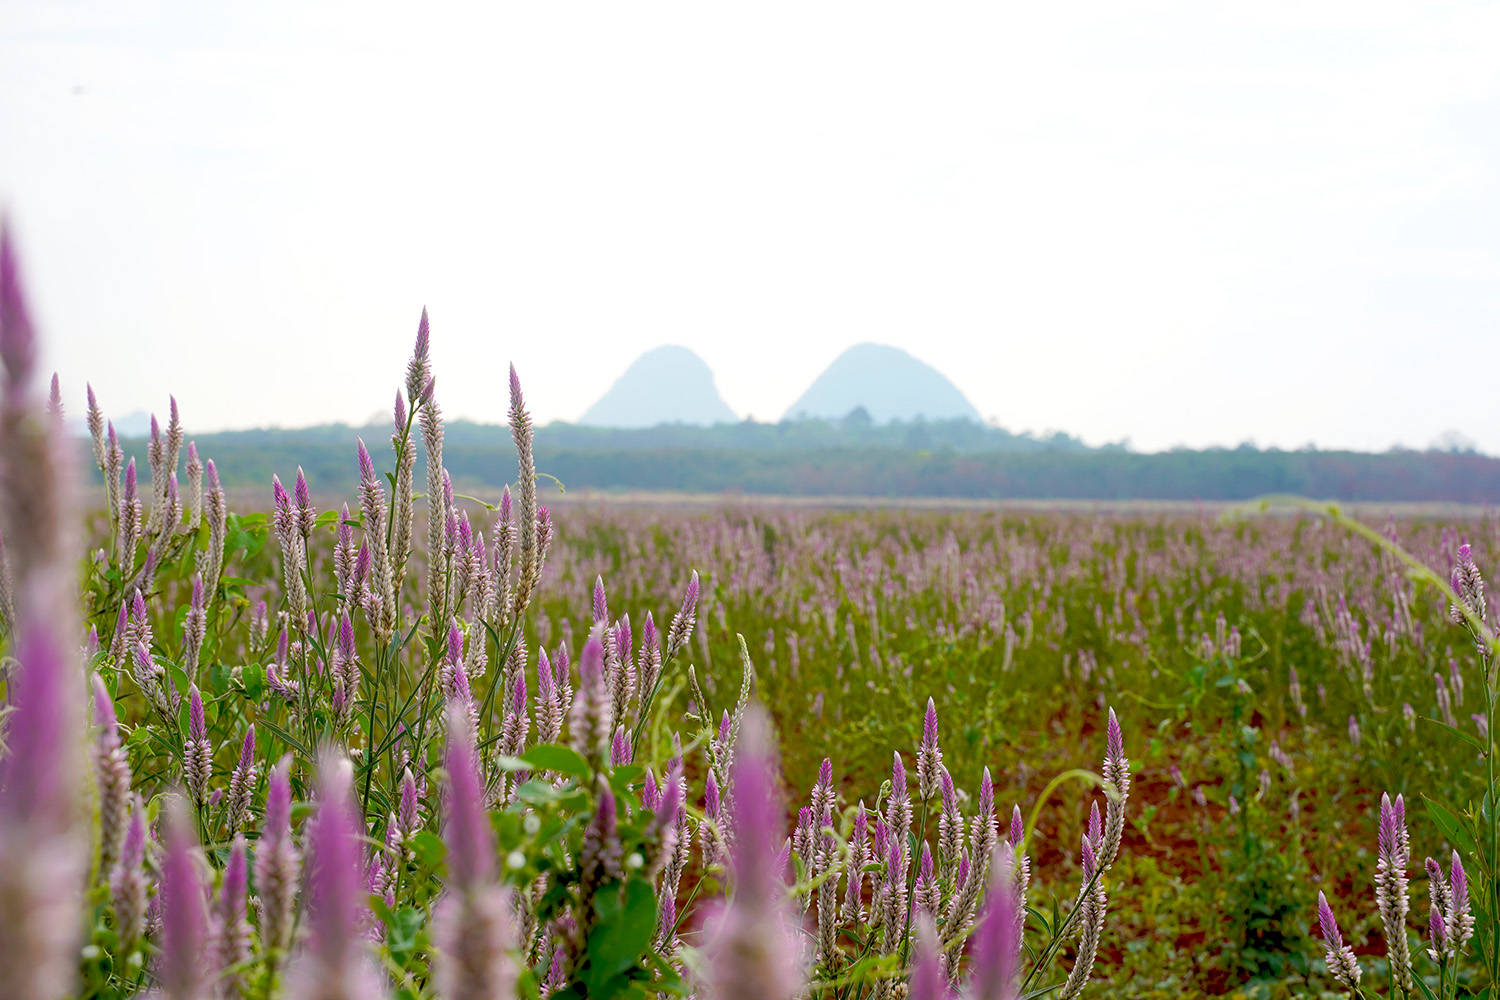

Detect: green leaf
582,880,657,997
258,717,311,759
513,780,569,805
1423,795,1478,857
407,830,447,870
611,764,644,786
520,744,592,779
606,766,643,805
240,662,265,700
492,755,534,773
1417,715,1488,755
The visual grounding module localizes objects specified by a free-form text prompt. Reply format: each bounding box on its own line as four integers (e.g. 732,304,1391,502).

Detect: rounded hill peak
579,345,738,428
783,343,981,424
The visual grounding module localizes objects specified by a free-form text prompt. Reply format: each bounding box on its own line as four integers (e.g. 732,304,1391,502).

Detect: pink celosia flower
433,701,516,1000
705,705,800,1000
256,756,300,970
159,800,209,1000
1318,890,1362,991
285,755,386,1000
969,848,1020,1000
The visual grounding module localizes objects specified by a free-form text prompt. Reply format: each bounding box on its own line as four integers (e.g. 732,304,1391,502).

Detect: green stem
359,641,388,821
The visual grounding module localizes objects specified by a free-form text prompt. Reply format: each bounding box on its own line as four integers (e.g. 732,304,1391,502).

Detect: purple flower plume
0,220,37,386
1318,890,1362,990
405,308,432,407
92,669,118,734
611,725,632,767
917,697,942,799
255,755,299,973
0,226,86,999
434,701,518,1000
909,913,949,1000
213,835,253,997
399,767,421,841
110,799,149,959
159,801,209,1000
0,609,88,1000
1451,850,1474,953
444,700,495,888
666,570,700,659
706,704,800,1000
286,755,385,999
92,671,132,870
592,575,609,624
643,769,662,812
969,849,1020,1000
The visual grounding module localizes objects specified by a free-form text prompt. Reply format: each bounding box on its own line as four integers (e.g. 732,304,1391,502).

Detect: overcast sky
2,1,1498,452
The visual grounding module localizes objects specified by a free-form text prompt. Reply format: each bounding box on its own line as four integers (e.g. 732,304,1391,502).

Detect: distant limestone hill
580,345,738,428
784,343,981,424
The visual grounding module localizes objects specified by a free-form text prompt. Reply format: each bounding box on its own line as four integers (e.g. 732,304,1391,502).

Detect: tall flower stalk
0,220,88,1000
433,701,517,1000
706,704,801,1000
284,755,386,1000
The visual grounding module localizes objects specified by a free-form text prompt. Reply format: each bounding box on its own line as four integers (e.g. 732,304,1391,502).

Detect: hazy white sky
2,1,1498,452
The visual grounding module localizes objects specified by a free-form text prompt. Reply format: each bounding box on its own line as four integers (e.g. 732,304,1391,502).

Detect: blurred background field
123,482,1489,997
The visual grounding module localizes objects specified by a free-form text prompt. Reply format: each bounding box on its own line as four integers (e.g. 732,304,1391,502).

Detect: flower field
0,227,1496,999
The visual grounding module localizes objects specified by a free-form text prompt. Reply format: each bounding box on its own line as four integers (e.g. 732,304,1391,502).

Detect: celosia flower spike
969,849,1019,1000
1375,792,1413,995
256,756,300,966
284,755,385,999
184,683,213,807
1450,542,1487,630
1100,706,1130,869
226,725,257,834
110,797,149,959
443,700,494,889
666,569,699,660
1318,890,1362,991
1450,851,1473,954
909,913,948,1000
159,801,208,1000
399,767,421,841
91,672,132,872
214,835,253,998
917,696,942,800
706,704,800,1000
406,308,431,407
592,575,608,624
1058,832,1107,1000
610,724,632,767
433,769,517,1000
0,610,89,1000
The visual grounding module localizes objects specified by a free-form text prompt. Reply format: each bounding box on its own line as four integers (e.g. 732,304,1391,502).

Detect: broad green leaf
407,830,446,869
520,744,591,779
1417,715,1488,755
582,880,657,997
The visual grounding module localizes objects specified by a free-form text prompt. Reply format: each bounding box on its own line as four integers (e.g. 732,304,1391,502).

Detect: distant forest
100,416,1500,503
